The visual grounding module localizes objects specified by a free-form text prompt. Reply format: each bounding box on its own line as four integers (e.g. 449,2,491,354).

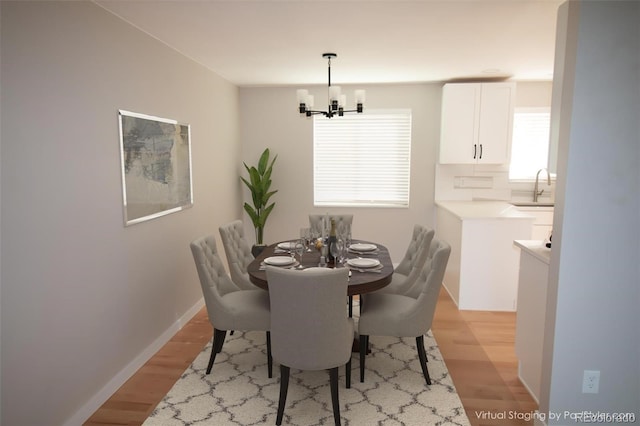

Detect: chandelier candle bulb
296,89,308,103
297,89,308,113
330,85,341,111
329,85,341,100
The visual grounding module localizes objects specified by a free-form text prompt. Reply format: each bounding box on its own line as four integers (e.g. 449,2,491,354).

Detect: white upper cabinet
439,82,516,164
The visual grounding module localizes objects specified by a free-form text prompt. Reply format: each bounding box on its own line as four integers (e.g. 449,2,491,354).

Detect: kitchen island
513,240,551,403
436,201,534,311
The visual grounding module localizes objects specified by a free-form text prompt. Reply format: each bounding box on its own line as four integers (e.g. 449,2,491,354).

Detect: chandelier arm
304,109,330,117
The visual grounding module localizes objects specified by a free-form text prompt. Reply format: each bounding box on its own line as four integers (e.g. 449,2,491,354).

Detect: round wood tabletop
247,240,393,297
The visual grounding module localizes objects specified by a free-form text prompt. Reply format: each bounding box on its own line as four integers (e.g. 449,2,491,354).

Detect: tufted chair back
308,214,353,236
405,238,450,300
219,220,255,290
190,235,252,329
395,224,433,276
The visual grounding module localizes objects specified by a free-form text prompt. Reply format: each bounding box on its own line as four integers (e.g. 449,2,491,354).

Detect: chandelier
297,53,365,119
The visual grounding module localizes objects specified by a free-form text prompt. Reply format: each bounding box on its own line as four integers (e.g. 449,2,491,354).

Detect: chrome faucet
533,168,551,202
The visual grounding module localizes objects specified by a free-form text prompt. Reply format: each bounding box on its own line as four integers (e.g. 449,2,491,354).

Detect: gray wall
541,0,640,422
0,2,241,425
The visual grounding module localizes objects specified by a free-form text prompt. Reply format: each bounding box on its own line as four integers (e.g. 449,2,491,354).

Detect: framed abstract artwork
118,110,193,226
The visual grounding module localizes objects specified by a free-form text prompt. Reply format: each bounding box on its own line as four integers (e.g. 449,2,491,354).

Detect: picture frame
118,110,193,226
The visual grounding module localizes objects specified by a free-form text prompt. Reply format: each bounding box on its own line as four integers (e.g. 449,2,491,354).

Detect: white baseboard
441,280,460,309
517,364,540,404
63,298,205,426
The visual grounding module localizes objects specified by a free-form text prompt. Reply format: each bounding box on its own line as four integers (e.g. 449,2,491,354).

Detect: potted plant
241,148,278,256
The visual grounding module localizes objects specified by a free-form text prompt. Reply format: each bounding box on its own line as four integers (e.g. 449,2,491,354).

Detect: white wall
0,2,241,425
239,84,442,260
540,1,640,422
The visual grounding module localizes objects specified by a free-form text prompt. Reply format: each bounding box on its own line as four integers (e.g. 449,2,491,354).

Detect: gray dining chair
265,266,353,426
190,235,272,377
358,238,451,385
376,224,434,296
219,220,256,290
309,214,353,236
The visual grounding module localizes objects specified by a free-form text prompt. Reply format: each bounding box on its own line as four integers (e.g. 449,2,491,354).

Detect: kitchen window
313,110,411,207
509,107,551,180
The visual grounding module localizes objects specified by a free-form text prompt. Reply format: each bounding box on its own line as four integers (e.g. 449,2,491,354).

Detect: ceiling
95,0,562,87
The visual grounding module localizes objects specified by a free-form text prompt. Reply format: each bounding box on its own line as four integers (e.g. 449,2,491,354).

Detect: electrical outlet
582,370,600,394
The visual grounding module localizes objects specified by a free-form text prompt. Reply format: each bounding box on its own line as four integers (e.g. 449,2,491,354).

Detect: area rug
144,321,470,426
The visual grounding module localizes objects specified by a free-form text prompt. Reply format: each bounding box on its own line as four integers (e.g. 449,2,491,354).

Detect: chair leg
276,365,290,425
207,328,227,374
359,335,369,382
416,335,431,385
266,331,273,378
329,367,341,426
345,357,352,389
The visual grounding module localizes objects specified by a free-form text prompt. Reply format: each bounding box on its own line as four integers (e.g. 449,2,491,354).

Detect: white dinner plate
277,242,297,250
347,258,381,269
349,243,377,252
264,256,295,266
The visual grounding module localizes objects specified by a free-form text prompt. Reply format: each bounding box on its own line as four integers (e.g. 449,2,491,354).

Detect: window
509,107,551,180
313,110,411,207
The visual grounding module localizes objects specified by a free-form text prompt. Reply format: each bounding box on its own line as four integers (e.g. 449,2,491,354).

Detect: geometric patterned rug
143,325,470,426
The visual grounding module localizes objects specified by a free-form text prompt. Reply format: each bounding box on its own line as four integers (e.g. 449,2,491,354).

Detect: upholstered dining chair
190,235,272,377
376,224,434,296
219,220,255,290
358,238,451,385
404,237,444,299
308,214,353,237
265,266,353,426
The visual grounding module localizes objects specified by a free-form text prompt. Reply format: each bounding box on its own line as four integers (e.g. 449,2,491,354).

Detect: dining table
247,240,394,297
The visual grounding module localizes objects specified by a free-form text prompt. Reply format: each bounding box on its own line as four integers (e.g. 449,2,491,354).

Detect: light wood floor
85,288,537,426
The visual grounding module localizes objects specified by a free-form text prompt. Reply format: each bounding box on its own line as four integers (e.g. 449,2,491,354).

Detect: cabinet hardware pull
479,144,483,159
473,144,477,159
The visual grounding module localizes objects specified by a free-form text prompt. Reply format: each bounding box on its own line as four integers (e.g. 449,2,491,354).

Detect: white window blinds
313,110,411,207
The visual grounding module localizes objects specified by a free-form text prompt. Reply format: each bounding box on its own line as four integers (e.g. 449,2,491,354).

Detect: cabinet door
439,84,480,164
477,83,515,164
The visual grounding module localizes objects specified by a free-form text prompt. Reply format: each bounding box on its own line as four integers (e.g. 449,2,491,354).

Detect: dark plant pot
252,244,267,258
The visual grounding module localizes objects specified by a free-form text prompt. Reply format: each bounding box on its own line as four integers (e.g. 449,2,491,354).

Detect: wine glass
336,238,345,266
330,241,340,267
319,245,328,267
301,227,312,252
295,239,305,269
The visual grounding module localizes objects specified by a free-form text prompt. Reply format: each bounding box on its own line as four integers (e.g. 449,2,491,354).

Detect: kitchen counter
514,240,551,265
436,200,535,220
436,202,534,311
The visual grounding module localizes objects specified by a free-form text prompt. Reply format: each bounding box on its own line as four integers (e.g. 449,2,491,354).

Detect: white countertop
436,200,536,220
514,240,551,265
